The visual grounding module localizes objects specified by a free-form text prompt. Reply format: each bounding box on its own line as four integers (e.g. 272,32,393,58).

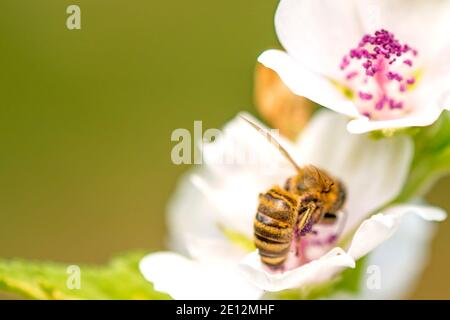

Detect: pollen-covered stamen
340,29,418,120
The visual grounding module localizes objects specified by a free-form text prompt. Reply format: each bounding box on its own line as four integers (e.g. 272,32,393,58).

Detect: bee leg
293,202,316,258
297,202,316,236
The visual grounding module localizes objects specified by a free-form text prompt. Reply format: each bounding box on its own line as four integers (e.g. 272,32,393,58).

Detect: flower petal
346,107,444,134
140,252,263,300
167,168,223,253
296,111,414,234
347,204,446,260
202,112,298,180
185,234,248,264
239,247,355,292
386,204,447,222
418,42,450,112
275,0,363,78
356,212,438,299
258,50,359,118
347,213,401,260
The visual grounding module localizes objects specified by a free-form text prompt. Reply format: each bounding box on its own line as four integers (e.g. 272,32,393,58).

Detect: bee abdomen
254,218,292,242
258,189,297,224
253,187,299,267
254,233,291,266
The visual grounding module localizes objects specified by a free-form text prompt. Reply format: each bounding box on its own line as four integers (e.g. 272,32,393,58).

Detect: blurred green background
0,0,448,299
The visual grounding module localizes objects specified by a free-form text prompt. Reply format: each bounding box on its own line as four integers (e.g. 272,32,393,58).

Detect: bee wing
303,165,334,191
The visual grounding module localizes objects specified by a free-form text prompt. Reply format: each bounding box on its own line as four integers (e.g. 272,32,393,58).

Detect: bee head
285,165,334,194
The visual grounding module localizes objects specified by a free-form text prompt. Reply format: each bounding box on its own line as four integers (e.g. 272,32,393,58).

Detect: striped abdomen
253,186,299,267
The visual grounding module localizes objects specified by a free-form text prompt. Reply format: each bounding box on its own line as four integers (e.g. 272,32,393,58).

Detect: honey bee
240,116,347,268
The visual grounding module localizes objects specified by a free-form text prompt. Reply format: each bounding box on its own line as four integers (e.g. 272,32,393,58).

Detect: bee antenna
239,115,302,172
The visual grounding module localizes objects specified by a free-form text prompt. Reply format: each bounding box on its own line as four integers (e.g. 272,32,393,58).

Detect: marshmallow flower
140,112,446,299
259,0,450,133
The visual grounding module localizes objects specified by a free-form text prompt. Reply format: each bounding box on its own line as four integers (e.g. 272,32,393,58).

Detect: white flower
258,0,450,133
140,111,446,299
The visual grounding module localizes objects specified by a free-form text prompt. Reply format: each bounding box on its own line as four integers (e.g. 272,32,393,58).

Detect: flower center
277,213,346,272
340,29,418,120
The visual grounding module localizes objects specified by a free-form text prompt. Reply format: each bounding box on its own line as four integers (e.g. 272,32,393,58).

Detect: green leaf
0,251,171,300
368,126,421,140
396,111,450,202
